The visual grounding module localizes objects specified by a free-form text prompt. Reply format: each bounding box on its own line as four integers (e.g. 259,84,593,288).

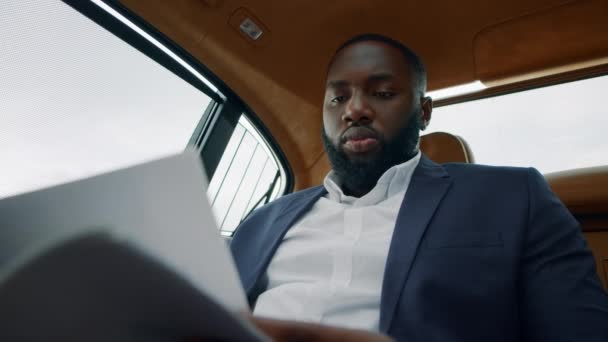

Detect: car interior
116,0,608,287
1,0,607,308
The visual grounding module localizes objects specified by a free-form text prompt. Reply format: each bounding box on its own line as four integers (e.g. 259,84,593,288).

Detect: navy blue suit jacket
230,155,608,341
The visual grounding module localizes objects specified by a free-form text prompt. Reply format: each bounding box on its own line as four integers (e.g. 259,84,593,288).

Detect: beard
321,111,422,196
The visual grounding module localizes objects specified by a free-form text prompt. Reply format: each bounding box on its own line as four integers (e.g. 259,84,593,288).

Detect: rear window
207,115,285,236
425,75,608,174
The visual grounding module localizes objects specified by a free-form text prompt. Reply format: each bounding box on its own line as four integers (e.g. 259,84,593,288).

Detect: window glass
0,0,211,198
208,115,285,236
425,75,608,174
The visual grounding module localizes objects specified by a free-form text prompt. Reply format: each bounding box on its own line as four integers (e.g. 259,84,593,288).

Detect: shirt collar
324,151,421,206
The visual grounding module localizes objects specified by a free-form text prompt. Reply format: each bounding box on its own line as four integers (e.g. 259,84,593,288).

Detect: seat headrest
545,166,608,215
420,132,474,164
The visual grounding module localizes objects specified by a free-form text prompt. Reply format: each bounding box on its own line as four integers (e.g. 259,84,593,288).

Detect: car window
426,75,608,174
0,0,211,198
0,0,292,236
207,115,286,236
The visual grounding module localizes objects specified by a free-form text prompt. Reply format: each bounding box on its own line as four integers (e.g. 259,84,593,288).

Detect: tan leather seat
546,166,608,289
420,132,474,164
546,166,608,215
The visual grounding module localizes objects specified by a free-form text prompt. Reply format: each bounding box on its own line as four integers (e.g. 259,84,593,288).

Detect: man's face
323,40,420,162
322,40,430,195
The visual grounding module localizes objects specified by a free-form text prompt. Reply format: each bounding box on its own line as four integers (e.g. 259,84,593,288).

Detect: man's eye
331,96,346,103
374,91,396,98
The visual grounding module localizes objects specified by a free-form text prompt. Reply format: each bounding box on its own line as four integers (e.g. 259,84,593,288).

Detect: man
231,34,608,341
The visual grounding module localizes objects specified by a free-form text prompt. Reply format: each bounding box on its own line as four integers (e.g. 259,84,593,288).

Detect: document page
0,150,264,340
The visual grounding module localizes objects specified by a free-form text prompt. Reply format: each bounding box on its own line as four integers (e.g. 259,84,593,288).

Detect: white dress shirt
253,152,421,331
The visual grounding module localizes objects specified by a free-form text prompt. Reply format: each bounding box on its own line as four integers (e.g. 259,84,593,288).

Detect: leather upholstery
546,166,608,216
420,132,474,164
546,166,608,289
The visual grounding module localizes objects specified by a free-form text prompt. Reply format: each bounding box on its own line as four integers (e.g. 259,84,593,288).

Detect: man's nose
343,92,374,124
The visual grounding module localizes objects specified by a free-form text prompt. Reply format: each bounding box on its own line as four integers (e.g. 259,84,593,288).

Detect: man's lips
344,138,380,152
341,127,380,153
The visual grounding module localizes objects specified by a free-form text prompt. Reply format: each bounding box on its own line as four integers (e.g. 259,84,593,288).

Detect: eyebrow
326,79,349,89
367,72,396,83
326,72,396,89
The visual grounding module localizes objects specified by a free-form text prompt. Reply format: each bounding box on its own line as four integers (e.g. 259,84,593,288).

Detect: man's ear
420,96,433,131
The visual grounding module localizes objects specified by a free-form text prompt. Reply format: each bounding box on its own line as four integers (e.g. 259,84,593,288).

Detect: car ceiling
119,0,608,189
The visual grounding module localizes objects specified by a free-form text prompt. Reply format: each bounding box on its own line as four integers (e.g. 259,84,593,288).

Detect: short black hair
331,33,427,95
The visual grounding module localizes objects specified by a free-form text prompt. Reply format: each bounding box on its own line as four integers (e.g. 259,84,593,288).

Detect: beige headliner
119,0,608,189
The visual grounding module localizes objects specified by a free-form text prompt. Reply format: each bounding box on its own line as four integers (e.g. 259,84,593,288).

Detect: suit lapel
379,155,452,332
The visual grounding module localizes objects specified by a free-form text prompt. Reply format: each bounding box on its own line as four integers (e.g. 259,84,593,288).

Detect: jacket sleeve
520,168,608,341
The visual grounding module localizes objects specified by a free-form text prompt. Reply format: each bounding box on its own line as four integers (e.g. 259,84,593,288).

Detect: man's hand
251,316,393,341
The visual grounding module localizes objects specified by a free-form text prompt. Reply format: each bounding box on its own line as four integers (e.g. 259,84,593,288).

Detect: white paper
0,149,249,314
